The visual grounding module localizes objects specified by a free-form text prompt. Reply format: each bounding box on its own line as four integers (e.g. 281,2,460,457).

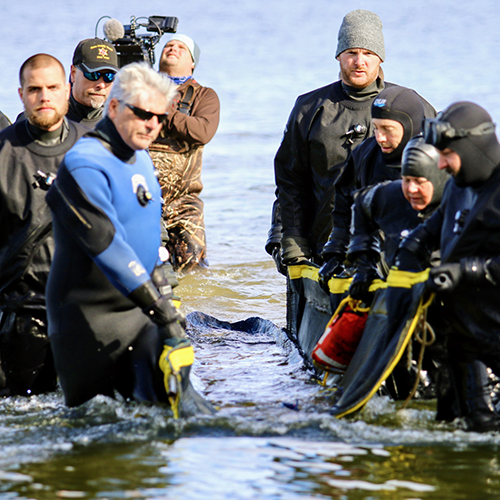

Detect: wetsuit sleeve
396,207,442,270
162,87,220,145
347,184,383,262
321,155,355,259
264,189,283,255
275,102,315,260
46,163,152,296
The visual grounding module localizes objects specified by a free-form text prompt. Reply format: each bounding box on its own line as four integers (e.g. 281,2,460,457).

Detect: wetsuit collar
68,93,103,122
92,116,136,163
341,77,385,102
26,118,69,146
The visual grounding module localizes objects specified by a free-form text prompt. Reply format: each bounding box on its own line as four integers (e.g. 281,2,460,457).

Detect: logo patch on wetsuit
373,98,387,108
131,174,153,206
128,260,146,277
131,174,149,193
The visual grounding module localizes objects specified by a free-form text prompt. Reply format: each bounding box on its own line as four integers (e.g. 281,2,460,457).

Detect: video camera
96,15,179,68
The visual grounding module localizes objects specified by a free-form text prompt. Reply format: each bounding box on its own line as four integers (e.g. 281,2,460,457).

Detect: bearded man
0,53,85,397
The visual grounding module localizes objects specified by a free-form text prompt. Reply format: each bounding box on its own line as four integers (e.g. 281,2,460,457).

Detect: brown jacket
151,79,220,152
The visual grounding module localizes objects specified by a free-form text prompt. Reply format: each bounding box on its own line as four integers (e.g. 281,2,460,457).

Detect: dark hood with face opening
402,135,449,210
437,101,500,188
371,86,426,164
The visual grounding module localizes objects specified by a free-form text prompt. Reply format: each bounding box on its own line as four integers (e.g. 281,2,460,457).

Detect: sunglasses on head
79,66,116,83
122,102,168,124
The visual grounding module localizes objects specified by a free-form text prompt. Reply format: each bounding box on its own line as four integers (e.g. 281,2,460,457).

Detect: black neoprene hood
371,86,426,163
439,101,500,187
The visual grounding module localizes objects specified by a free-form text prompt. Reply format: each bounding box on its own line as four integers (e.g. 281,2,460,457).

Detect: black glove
128,280,186,338
152,262,179,292
144,295,186,328
318,254,344,293
271,245,287,276
394,228,433,272
348,253,381,301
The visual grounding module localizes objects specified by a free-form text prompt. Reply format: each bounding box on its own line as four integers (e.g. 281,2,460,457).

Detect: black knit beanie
371,86,426,163
437,101,500,187
402,135,449,207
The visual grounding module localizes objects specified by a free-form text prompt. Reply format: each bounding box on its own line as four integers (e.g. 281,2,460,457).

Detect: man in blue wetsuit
46,62,213,415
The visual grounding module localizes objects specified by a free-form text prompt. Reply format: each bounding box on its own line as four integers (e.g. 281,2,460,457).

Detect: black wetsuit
66,94,104,130
348,180,425,269
268,78,392,262
0,118,85,396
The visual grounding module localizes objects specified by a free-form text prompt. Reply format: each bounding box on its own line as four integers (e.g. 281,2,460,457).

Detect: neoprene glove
144,295,186,329
271,245,287,276
348,254,381,301
318,254,344,293
128,280,187,339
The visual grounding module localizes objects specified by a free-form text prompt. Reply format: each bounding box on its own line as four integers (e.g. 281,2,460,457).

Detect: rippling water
1,0,500,498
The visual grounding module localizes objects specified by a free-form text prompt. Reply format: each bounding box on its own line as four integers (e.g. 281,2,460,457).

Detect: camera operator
67,38,119,129
149,34,220,273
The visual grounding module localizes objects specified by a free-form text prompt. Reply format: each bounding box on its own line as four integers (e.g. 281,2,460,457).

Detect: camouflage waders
149,141,208,273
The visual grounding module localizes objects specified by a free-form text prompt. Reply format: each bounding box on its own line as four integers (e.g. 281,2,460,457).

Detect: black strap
177,85,196,116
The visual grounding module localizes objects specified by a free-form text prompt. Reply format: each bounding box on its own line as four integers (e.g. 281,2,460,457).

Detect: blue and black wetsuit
46,117,170,407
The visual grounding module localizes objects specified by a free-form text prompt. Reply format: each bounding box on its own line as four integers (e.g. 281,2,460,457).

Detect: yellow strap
288,264,431,290
335,291,435,419
386,269,430,288
287,264,319,281
288,263,429,293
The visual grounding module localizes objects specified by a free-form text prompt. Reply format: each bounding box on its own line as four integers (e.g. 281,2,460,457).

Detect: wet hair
19,53,66,87
104,62,177,116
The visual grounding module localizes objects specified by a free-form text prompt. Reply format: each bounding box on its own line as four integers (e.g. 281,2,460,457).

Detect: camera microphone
103,18,125,42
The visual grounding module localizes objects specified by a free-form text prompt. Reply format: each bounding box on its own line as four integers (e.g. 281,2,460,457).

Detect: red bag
312,301,369,373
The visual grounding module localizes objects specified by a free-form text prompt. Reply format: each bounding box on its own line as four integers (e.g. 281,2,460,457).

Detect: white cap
165,34,201,68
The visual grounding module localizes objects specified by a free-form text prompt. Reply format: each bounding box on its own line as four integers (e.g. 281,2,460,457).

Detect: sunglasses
79,67,116,83
122,102,168,124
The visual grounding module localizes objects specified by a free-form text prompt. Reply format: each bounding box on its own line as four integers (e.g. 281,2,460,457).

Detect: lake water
1,0,500,498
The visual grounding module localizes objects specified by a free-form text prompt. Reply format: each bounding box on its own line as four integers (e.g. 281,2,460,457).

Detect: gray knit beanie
335,9,385,62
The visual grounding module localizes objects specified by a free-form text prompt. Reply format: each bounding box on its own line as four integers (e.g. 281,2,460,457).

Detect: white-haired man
45,62,213,415
149,34,220,272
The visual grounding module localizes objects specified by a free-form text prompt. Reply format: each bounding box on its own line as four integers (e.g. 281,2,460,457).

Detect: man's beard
88,93,107,109
29,102,69,130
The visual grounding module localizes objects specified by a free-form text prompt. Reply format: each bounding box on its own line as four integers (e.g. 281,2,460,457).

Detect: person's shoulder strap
177,81,202,115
